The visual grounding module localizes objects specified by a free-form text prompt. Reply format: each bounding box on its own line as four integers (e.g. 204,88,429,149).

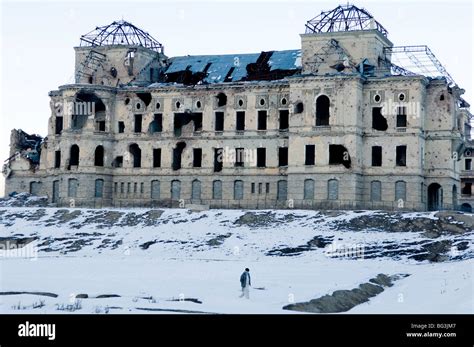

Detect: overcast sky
0,0,472,196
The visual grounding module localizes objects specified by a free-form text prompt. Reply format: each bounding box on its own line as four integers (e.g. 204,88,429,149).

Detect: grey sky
0,0,472,196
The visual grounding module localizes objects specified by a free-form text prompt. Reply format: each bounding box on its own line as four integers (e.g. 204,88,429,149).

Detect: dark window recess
112,156,123,168
214,148,223,172
294,102,304,114
216,93,227,107
55,117,63,135
94,146,104,167
134,114,142,133
129,143,141,168
172,142,186,170
396,145,407,166
372,107,388,131
136,92,152,107
153,148,161,168
235,148,244,167
251,183,255,194
257,111,267,130
215,112,224,131
316,95,330,126
279,110,289,130
193,148,202,167
258,183,262,194
149,114,163,133
96,121,106,132
466,159,472,171
462,183,472,195
69,145,79,167
266,183,270,194
236,111,245,131
54,150,61,169
174,112,202,136
118,121,125,133
279,147,288,166
305,145,315,165
372,146,382,167
396,107,407,127
329,145,351,168
257,148,266,168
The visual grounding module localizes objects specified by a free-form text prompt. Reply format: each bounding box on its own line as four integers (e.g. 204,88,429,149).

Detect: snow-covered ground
0,204,472,314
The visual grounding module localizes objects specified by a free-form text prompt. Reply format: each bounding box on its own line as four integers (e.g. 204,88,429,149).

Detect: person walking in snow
239,268,251,299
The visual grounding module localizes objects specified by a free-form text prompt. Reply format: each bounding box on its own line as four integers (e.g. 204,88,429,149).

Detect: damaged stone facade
3,6,473,211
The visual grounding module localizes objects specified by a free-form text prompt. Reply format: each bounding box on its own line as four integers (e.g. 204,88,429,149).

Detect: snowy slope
0,204,472,314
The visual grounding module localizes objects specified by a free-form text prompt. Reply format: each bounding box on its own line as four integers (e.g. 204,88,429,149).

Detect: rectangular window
134,182,137,194
279,110,289,130
251,183,255,194
193,148,202,167
96,120,105,132
235,148,244,167
265,183,270,194
151,114,163,133
134,114,142,133
372,146,382,167
258,183,262,194
257,148,266,168
55,117,63,135
466,158,472,171
54,150,61,169
305,145,315,165
279,147,288,167
153,148,161,168
396,107,407,127
257,110,267,130
214,148,223,172
215,112,224,131
193,113,203,132
120,182,124,194
236,111,245,131
118,121,125,133
114,182,118,194
396,145,407,167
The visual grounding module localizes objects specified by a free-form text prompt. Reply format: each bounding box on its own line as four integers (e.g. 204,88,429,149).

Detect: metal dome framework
305,4,388,37
79,20,164,53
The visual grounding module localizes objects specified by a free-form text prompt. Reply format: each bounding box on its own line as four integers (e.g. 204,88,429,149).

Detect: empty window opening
328,179,339,200
372,146,382,167
238,99,244,107
134,114,142,133
304,179,315,200
396,145,407,166
214,148,223,172
72,91,105,130
251,183,256,194
151,180,160,199
281,98,288,106
257,148,266,168
114,182,118,194
216,93,227,107
215,112,224,131
112,156,123,168
120,182,124,194
372,107,388,131
96,120,105,132
140,182,144,194
136,93,152,107
257,110,267,130
129,143,142,168
94,145,104,167
466,159,472,171
118,121,125,133
172,142,186,170
316,95,330,126
258,183,263,194
235,148,244,167
279,110,289,130
212,180,222,199
125,98,130,105
149,114,163,133
396,107,407,127
127,183,131,194
156,102,161,110
171,180,184,199
196,101,202,109
54,150,61,169
153,148,161,168
259,98,266,106
69,145,80,167
134,182,137,194
440,94,445,101
236,111,245,131
329,145,351,168
295,102,304,114
305,145,315,165
55,116,63,135
462,183,472,195
234,180,244,200
265,183,270,194
67,179,77,198
279,147,288,167
95,179,104,198
193,148,202,167
174,112,202,136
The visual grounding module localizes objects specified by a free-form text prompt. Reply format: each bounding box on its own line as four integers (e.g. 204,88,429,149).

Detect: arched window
304,179,315,200
328,179,338,200
191,179,201,201
171,180,181,200
371,181,382,201
129,143,141,168
395,181,407,202
316,95,330,126
213,180,222,200
70,145,80,166
94,145,104,166
234,180,244,200
68,178,78,198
